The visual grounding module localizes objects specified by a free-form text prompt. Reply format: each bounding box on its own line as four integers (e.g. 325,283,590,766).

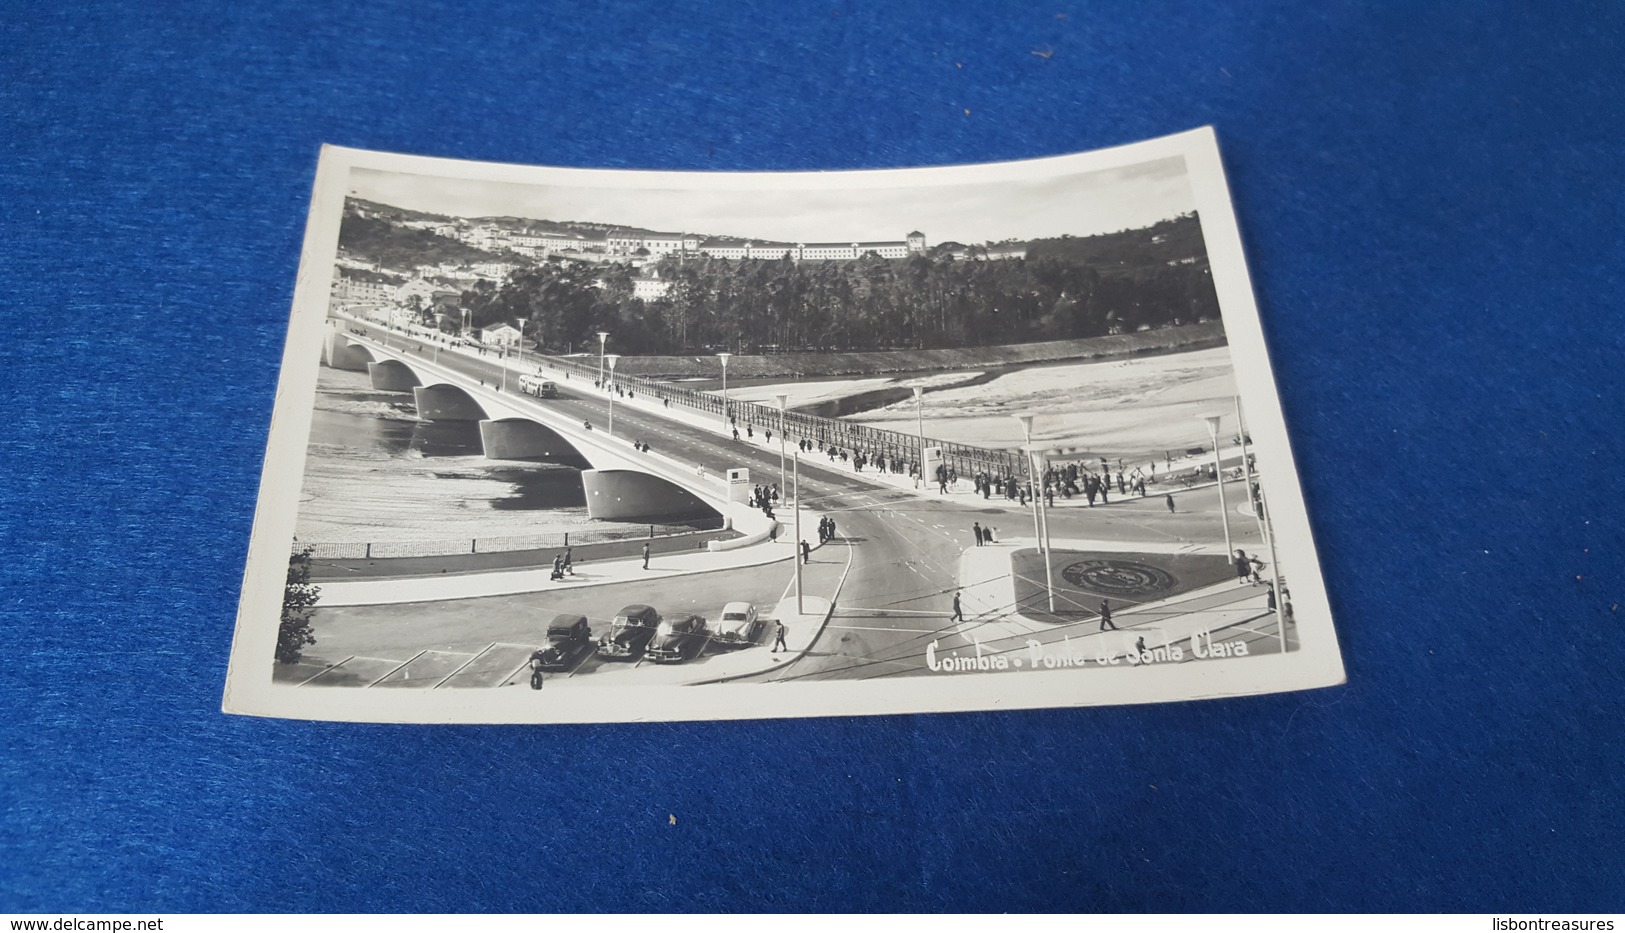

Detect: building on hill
333,267,404,303
699,239,749,259
481,323,521,346
642,232,684,257
857,240,910,259
631,266,672,300
747,241,797,260
395,277,439,306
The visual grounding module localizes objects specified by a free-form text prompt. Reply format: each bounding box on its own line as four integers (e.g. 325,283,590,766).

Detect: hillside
1024,213,1209,275
338,212,505,269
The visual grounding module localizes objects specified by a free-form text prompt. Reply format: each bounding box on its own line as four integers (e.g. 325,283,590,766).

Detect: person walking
772,620,789,653
1265,582,1277,611
1233,549,1252,585
642,542,652,570
973,522,984,547
1098,599,1117,632
801,539,811,564
528,651,546,690
563,547,574,576
950,591,964,622
1165,494,1175,513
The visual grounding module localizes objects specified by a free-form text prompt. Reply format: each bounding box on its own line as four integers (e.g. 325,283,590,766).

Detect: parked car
712,602,760,644
645,613,710,663
596,604,662,660
532,613,593,672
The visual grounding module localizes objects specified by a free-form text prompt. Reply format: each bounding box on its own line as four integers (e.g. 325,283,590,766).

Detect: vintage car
596,604,662,660
644,613,710,664
517,373,558,398
531,613,593,672
711,601,760,644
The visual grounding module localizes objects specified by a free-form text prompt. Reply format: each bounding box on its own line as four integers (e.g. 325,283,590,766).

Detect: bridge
323,321,755,529
310,315,1283,687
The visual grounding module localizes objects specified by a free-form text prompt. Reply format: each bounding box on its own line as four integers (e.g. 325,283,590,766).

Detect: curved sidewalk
317,514,830,607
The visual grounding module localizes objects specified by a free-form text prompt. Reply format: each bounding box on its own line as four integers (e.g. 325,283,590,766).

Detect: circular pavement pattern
1060,559,1178,598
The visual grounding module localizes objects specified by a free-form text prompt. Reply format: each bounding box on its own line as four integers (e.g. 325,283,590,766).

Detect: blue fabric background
2,0,1621,913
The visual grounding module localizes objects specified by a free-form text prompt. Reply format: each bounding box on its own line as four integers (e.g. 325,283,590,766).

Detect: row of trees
446,232,1220,357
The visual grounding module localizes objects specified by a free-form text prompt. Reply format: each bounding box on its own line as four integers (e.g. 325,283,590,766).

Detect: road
319,325,1267,684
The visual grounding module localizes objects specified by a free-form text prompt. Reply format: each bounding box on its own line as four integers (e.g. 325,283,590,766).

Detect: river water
293,366,603,548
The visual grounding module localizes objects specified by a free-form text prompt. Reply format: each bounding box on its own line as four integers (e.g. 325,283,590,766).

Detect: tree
277,542,321,665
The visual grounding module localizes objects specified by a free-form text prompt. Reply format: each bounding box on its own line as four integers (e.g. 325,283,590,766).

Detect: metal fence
532,355,1025,482
305,516,726,561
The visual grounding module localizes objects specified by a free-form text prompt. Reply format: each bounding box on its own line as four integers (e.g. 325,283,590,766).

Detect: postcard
223,127,1345,723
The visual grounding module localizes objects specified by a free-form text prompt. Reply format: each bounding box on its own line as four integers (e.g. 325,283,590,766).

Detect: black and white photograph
224,128,1345,723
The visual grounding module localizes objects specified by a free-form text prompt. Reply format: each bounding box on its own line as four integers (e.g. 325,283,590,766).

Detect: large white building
695,232,927,262
631,267,673,300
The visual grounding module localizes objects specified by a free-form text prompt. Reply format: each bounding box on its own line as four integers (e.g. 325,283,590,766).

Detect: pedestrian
801,539,811,564
1165,494,1175,513
551,554,565,581
973,522,983,546
987,526,998,544
563,547,574,575
1248,555,1266,585
773,620,788,653
1233,549,1252,585
642,542,651,570
1098,599,1117,632
951,591,964,622
1265,583,1277,611
769,521,778,543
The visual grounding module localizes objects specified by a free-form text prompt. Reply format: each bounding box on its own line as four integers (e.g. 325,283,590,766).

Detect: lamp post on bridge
1203,414,1233,560
1013,413,1055,614
793,449,803,614
597,331,609,389
774,393,788,500
606,354,620,436
717,352,731,424
515,316,527,368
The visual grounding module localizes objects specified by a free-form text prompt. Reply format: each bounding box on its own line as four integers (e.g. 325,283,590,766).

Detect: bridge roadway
337,321,1263,681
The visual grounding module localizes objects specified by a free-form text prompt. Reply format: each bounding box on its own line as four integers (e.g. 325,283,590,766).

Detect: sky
348,155,1194,245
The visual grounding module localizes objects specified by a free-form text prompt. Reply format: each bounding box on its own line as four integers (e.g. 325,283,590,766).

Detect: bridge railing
529,354,1024,482
304,516,726,561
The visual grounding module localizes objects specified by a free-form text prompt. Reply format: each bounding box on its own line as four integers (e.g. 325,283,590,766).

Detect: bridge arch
367,358,421,392
413,383,490,422
581,469,716,522
324,333,377,372
478,418,592,468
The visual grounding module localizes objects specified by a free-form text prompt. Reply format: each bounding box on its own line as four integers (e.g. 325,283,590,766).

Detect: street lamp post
717,352,731,424
1234,395,1266,542
774,393,788,497
516,317,527,367
606,354,620,436
1013,413,1055,614
1033,447,1057,614
596,331,609,388
1203,415,1233,559
913,386,925,487
793,450,803,614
